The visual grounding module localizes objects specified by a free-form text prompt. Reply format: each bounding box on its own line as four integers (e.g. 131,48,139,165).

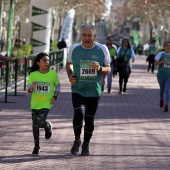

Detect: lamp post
5,0,14,103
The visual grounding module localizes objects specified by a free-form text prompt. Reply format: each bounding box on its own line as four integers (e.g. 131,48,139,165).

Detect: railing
0,50,64,103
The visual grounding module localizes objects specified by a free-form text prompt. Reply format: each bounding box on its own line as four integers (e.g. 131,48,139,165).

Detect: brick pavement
0,56,170,170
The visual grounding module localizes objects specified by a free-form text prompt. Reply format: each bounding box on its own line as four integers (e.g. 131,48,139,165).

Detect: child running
27,52,60,156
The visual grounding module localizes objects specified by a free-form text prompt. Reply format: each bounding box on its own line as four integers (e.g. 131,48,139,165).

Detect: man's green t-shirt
67,42,111,97
28,70,60,109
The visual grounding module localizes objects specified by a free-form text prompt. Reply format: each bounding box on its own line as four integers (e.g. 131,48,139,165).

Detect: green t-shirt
67,42,111,97
148,45,157,55
117,47,132,66
28,70,60,109
109,47,116,58
157,52,170,79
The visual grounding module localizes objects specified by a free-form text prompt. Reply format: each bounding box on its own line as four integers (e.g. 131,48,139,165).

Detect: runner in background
154,41,170,112
102,37,117,93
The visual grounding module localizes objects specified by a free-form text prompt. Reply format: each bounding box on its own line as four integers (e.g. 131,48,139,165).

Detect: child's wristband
53,96,58,100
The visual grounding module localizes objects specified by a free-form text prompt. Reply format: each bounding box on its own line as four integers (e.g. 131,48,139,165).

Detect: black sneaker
164,105,169,112
160,99,164,108
45,122,53,139
71,139,81,155
32,147,40,156
108,88,112,94
123,86,126,93
81,142,89,156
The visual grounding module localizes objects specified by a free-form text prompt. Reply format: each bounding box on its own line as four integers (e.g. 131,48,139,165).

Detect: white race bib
35,82,50,93
164,62,170,68
80,62,97,77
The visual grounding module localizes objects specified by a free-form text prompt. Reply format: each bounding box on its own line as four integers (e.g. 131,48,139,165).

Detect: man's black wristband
99,66,103,72
53,96,58,100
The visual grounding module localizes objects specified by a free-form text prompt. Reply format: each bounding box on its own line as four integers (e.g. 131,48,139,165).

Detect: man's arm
66,62,77,85
91,61,111,75
100,65,111,75
66,62,73,77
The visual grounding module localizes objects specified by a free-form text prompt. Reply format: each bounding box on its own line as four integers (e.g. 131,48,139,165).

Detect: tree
125,0,170,43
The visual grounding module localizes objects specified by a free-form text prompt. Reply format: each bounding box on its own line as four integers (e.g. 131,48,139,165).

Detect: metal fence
0,50,64,103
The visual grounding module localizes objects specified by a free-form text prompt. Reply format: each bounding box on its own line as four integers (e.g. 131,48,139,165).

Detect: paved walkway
0,56,170,170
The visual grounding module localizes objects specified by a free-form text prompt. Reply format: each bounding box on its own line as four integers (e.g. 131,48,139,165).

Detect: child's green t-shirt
28,70,60,109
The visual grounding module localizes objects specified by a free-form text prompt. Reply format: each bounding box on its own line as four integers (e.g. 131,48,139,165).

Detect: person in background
0,53,13,111
147,40,157,73
154,41,170,112
28,52,60,156
132,44,137,55
102,37,117,93
116,38,136,94
57,38,67,50
66,23,111,156
137,43,143,56
143,43,149,56
0,53,13,62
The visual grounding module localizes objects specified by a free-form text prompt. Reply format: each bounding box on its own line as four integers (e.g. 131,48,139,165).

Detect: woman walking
116,38,136,94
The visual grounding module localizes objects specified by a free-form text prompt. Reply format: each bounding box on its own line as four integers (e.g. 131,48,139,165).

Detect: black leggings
148,61,155,72
32,108,50,147
118,69,129,91
72,93,100,144
148,55,155,72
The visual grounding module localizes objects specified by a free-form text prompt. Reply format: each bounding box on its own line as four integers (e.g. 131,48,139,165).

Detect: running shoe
32,147,40,156
81,142,89,156
71,139,81,155
123,86,126,93
108,88,112,94
160,99,164,108
45,122,53,139
164,105,169,112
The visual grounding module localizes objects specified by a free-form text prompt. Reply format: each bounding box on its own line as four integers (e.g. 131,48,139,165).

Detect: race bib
35,81,50,93
80,62,97,78
164,62,170,68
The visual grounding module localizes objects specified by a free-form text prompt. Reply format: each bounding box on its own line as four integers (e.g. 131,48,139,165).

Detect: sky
103,0,112,17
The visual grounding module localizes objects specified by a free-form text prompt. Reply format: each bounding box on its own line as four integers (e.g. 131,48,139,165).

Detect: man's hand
91,61,100,71
69,73,77,85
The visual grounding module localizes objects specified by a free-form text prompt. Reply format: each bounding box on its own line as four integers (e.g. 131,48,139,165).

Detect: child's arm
51,83,60,104
28,81,36,93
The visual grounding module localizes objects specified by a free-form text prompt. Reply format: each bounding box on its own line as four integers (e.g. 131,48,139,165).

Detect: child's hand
31,81,36,89
50,98,55,104
50,96,57,104
28,81,36,93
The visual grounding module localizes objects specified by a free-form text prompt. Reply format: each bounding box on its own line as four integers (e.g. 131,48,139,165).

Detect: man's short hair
81,23,97,35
